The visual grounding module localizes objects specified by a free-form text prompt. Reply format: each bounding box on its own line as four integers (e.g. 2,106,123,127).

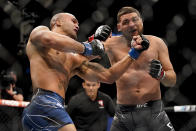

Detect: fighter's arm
157,38,176,87
30,26,85,53
75,32,149,83
75,55,134,84
30,26,104,56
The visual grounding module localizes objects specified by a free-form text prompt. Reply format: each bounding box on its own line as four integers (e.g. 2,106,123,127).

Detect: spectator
0,71,23,131
0,71,23,101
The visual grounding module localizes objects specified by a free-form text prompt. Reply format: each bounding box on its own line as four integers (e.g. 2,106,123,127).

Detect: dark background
0,0,196,130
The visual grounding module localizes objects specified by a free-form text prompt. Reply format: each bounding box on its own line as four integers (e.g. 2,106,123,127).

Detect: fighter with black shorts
111,100,174,131
92,6,177,131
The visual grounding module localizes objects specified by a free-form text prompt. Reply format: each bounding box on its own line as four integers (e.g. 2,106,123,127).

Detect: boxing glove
88,25,112,42
149,59,165,80
129,35,149,60
82,39,104,57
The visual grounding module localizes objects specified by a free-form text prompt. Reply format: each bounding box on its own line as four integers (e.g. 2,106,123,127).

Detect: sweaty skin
104,12,176,105
26,37,87,98
25,13,140,131
26,13,135,100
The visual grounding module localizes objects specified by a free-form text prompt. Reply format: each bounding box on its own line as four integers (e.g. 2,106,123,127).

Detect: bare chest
109,44,158,66
45,50,77,74
109,43,159,85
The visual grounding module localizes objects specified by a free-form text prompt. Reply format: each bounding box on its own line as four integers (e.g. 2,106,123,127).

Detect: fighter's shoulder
104,35,122,46
108,35,122,42
30,26,50,37
145,35,164,42
146,35,168,51
31,25,49,32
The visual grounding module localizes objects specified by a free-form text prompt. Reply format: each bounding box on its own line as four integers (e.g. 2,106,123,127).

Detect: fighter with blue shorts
22,12,136,131
22,88,73,130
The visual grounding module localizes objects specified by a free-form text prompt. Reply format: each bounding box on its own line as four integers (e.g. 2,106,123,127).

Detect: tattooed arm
76,55,134,84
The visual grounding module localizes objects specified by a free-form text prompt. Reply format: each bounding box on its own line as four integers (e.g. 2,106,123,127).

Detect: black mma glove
149,59,165,80
128,35,150,60
88,25,112,42
82,39,104,57
140,35,150,51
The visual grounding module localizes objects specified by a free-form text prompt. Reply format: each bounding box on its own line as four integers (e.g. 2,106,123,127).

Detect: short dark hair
117,7,141,23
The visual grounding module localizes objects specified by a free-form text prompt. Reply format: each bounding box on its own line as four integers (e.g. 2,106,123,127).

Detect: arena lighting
52,0,72,14
190,55,196,71
1,1,22,28
165,14,185,45
0,44,15,65
166,29,177,44
188,0,196,18
8,0,30,8
151,0,159,3
35,0,53,8
1,18,12,30
92,10,105,23
141,4,153,21
173,15,185,27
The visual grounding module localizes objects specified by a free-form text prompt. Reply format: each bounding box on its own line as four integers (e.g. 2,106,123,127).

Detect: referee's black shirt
67,91,115,131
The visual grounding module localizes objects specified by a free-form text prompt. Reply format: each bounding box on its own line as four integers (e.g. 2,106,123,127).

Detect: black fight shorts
110,100,175,131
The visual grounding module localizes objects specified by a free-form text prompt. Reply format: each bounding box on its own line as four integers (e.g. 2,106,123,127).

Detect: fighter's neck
52,28,68,36
120,35,132,48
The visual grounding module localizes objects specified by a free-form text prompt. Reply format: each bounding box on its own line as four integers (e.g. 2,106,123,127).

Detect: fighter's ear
97,82,100,88
117,23,121,32
55,20,61,26
82,82,85,88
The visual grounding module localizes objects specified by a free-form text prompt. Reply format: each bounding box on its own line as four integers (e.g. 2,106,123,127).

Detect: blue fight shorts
22,88,73,131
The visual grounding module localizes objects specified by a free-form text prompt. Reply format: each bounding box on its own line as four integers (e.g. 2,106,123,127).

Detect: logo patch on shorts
167,122,175,131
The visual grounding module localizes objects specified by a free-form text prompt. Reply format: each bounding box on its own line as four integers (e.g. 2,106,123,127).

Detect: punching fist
129,35,150,60
82,39,104,57
149,59,165,80
140,35,150,51
88,25,112,42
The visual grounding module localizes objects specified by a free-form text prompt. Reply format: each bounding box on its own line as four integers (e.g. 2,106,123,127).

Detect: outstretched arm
30,26,104,56
30,26,85,53
76,55,134,84
76,34,150,84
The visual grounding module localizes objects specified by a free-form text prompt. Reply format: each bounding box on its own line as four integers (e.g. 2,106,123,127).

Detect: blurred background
0,0,196,130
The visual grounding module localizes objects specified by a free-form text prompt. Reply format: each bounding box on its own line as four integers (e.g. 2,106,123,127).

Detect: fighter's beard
122,32,133,47
123,29,143,47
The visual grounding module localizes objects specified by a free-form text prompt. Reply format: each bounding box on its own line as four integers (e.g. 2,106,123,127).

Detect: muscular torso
26,40,85,99
105,35,161,105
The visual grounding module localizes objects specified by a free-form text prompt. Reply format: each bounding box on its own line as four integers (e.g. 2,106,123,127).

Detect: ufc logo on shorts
136,103,147,108
167,122,175,131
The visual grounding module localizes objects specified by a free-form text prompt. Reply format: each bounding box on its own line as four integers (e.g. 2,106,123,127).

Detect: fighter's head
117,7,143,40
50,13,79,39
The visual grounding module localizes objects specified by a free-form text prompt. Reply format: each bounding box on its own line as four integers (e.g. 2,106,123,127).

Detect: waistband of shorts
117,99,163,110
32,88,65,105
